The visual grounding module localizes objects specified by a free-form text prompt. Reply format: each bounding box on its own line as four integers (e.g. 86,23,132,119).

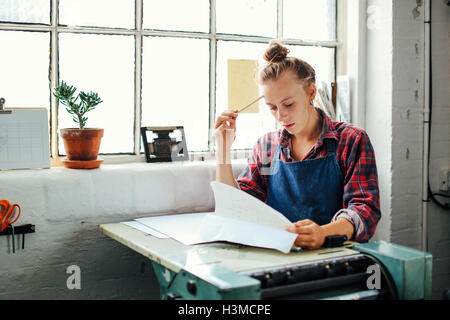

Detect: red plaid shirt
236,108,381,242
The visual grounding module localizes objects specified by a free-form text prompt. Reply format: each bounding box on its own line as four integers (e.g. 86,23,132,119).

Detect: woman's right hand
214,109,238,152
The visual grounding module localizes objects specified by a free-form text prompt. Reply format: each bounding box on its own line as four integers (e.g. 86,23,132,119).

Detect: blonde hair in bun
260,39,316,86
264,40,289,64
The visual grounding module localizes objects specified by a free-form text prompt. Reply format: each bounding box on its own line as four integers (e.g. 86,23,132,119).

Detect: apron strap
276,139,337,159
273,143,282,161
326,139,337,155
273,131,283,161
269,144,282,176
275,137,337,160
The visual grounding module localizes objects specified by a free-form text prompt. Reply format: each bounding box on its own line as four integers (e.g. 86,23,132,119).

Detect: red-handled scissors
0,200,21,232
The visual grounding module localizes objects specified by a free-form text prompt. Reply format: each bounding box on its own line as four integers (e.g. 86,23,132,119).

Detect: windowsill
50,150,252,167
1,157,248,221
3,156,247,174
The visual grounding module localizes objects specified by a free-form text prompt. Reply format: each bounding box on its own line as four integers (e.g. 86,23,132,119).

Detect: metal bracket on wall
0,224,35,253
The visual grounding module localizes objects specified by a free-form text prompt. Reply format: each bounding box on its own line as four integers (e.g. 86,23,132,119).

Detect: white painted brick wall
0,161,246,299
365,0,450,299
390,0,425,251
427,0,450,299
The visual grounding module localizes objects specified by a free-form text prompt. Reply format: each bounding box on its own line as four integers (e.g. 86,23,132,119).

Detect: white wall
427,0,450,299
0,161,246,299
364,0,393,242
363,0,450,299
389,0,425,249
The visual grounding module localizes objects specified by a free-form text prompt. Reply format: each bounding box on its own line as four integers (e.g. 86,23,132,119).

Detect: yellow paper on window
227,59,259,113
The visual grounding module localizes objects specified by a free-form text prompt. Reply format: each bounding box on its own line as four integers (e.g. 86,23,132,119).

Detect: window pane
0,0,50,24
216,41,276,150
287,45,335,85
284,0,336,41
59,0,134,29
58,34,135,154
0,31,50,109
216,42,335,150
142,37,209,152
143,0,209,32
216,0,276,37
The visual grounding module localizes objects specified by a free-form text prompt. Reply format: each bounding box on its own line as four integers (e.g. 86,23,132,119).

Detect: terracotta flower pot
60,128,104,161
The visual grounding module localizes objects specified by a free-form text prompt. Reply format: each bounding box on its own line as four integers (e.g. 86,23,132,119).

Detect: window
58,33,135,154
141,36,210,152
0,0,337,159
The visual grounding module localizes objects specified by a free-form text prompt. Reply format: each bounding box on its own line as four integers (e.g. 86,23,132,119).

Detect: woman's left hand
285,219,326,249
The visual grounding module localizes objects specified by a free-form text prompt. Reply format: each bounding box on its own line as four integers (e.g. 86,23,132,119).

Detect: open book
128,181,298,253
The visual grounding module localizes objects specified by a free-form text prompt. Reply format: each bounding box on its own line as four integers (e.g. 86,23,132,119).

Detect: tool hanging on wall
0,200,20,232
0,200,35,253
0,224,35,253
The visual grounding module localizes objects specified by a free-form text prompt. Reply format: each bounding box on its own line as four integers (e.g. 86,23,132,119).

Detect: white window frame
0,0,340,164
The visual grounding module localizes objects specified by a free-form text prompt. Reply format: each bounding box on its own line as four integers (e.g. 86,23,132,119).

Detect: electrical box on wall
439,169,450,192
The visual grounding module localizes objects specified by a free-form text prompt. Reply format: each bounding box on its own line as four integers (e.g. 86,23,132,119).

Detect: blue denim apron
265,139,343,225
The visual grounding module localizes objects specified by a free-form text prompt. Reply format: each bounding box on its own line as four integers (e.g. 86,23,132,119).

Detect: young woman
215,40,381,249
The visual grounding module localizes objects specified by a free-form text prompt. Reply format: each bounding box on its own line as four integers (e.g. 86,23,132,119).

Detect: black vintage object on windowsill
141,126,189,163
0,224,35,253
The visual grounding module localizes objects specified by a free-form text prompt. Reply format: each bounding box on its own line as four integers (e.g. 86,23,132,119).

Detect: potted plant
53,80,104,169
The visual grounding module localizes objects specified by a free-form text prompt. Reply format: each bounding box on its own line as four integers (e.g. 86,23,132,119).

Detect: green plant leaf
55,81,102,129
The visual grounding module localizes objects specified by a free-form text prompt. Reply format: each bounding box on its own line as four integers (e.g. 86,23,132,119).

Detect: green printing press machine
99,222,432,300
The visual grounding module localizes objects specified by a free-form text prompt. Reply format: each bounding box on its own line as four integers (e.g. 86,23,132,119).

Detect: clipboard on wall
0,102,50,170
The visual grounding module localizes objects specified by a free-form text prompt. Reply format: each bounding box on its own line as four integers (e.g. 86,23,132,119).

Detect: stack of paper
337,75,351,123
122,181,297,253
314,82,336,120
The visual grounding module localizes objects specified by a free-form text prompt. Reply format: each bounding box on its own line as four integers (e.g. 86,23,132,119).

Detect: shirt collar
279,107,338,148
316,107,339,144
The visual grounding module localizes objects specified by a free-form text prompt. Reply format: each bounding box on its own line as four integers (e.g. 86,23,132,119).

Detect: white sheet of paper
0,108,50,170
210,181,293,229
133,182,297,253
135,212,212,244
195,214,296,254
121,221,169,239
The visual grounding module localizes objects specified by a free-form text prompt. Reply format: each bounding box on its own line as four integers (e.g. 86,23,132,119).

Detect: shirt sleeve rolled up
333,131,381,242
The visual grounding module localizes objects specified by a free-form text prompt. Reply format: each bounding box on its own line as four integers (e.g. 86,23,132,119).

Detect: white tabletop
99,222,360,275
